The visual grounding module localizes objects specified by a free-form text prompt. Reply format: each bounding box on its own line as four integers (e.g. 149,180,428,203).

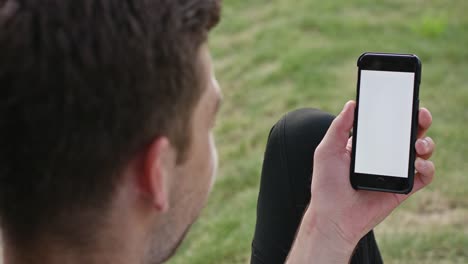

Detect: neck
4,243,123,264
2,179,152,264
3,223,146,264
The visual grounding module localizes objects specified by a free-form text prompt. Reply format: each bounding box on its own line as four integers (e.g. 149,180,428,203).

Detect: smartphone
350,52,421,194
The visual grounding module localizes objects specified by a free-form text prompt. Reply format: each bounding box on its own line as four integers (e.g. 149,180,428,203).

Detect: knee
283,108,335,140
268,108,335,149
281,107,335,161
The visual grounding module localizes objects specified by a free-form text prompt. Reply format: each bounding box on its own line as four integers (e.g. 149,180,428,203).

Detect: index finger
417,108,432,138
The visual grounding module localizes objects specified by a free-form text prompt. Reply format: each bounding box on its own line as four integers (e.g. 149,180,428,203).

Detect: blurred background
169,0,468,263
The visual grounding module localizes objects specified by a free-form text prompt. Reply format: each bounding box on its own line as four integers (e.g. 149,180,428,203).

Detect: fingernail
422,138,429,150
416,158,426,170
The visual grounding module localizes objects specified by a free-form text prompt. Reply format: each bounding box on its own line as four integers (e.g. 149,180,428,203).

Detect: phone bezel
350,52,421,194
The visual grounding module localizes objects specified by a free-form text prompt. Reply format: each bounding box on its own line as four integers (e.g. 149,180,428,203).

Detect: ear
138,137,176,213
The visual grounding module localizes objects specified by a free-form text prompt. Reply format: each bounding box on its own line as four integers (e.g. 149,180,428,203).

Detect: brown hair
0,0,221,242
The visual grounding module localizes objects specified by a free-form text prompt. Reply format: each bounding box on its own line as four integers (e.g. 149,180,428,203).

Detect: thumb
319,101,355,152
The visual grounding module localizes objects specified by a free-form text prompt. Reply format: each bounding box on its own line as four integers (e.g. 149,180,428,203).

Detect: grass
168,0,468,263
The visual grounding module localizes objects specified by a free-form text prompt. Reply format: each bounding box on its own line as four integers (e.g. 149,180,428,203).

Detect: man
0,0,435,264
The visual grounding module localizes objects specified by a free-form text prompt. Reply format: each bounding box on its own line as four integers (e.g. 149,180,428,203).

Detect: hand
287,101,435,263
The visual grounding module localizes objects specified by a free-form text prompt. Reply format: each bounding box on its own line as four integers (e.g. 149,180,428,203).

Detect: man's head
0,0,221,262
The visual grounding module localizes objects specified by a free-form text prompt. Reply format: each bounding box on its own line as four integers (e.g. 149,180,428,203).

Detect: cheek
208,133,218,188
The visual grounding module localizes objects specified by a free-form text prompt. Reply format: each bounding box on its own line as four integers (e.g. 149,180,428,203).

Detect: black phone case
350,52,421,194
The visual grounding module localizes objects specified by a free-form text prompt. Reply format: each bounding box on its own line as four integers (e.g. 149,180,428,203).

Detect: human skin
3,46,435,263
3,44,222,264
286,101,435,263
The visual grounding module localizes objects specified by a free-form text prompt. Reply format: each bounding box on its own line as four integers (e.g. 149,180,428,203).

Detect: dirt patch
376,190,468,234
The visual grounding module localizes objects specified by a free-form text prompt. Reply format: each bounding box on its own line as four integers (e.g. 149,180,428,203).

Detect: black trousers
251,108,383,264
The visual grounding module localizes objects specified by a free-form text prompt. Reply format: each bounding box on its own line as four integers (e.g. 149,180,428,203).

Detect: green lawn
169,0,468,263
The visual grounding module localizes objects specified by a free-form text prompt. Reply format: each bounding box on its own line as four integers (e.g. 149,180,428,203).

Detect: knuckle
314,144,325,158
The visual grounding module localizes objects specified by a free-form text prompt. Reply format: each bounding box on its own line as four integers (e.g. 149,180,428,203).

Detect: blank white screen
354,70,415,178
